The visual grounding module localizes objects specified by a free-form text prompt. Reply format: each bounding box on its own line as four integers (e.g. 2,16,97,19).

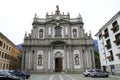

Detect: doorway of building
55,58,62,72
103,66,106,72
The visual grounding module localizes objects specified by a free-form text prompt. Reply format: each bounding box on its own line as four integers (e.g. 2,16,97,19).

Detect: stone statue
56,5,59,11
38,54,42,65
75,54,79,65
34,13,37,18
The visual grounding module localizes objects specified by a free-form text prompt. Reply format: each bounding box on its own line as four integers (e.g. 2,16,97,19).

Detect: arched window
55,27,62,37
75,54,79,65
73,29,77,37
39,29,43,38
38,54,42,66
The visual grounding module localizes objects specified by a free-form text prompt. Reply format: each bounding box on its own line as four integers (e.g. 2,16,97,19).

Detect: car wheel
94,75,97,78
26,76,29,79
106,75,109,77
85,75,88,77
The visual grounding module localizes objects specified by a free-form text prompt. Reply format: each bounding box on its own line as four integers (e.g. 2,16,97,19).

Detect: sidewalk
110,75,120,79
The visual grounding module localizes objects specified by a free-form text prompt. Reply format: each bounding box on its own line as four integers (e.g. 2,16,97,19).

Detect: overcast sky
0,0,120,44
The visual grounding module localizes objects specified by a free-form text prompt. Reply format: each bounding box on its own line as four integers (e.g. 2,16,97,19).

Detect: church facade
22,6,95,73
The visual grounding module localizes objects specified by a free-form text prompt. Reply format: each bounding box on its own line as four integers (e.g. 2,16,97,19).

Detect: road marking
59,74,64,80
49,74,54,80
65,74,76,80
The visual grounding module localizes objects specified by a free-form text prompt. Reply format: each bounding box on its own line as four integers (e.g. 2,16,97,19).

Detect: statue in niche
75,54,79,65
38,54,42,66
73,29,77,37
39,29,43,38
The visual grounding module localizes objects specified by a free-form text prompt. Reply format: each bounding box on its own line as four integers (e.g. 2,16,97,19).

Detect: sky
0,0,120,44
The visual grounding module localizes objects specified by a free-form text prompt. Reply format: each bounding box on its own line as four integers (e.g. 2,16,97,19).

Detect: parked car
83,69,94,77
0,71,21,80
90,69,109,78
9,70,30,79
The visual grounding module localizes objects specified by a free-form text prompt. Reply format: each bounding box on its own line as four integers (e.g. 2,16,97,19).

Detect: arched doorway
54,52,63,72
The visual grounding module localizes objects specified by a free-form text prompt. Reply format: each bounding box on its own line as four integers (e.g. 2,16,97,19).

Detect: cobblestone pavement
27,73,120,80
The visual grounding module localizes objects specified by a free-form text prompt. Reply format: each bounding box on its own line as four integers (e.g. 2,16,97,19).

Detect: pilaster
50,45,53,72
64,45,67,72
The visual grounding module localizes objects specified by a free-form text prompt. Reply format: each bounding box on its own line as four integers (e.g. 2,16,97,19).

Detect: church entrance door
55,58,62,72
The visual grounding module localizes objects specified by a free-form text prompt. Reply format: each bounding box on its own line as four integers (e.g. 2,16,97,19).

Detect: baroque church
22,6,95,73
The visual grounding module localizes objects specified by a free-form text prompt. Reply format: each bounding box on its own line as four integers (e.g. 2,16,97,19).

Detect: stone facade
22,6,95,73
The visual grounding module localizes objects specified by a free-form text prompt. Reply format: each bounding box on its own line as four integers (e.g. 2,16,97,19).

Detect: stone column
25,50,29,70
91,49,95,69
79,48,83,69
85,47,88,69
69,46,73,72
34,50,37,70
50,45,53,72
64,45,67,72
21,51,25,70
31,50,34,70
33,50,35,70
82,48,86,70
43,47,48,72
28,50,31,70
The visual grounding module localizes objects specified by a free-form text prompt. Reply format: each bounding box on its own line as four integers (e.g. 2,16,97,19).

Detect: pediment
55,51,63,58
46,19,69,24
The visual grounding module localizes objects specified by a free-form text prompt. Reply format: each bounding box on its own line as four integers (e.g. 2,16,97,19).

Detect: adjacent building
0,32,22,70
95,11,120,74
22,6,95,73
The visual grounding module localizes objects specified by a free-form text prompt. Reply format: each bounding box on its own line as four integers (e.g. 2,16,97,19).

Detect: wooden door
55,58,62,72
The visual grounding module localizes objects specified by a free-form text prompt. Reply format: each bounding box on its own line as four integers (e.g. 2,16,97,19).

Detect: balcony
106,55,114,61
105,43,111,49
116,53,120,59
103,32,109,38
114,38,120,46
111,24,119,33
55,35,62,37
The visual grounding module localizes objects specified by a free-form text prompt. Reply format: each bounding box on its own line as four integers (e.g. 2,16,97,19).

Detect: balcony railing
111,24,119,33
105,43,111,49
55,35,62,37
114,38,120,46
103,32,109,38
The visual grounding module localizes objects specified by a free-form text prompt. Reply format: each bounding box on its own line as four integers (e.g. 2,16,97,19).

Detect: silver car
90,69,109,78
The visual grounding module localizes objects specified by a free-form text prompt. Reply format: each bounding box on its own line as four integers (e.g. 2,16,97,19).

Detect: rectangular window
111,21,119,33
99,34,102,40
0,51,1,57
55,27,62,37
114,33,120,46
118,55,120,59
9,47,11,51
109,51,114,61
105,39,111,49
103,28,109,38
6,45,8,50
3,43,6,49
2,52,4,58
0,40,3,47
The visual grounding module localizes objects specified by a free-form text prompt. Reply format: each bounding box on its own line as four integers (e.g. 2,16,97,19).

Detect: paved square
27,73,120,80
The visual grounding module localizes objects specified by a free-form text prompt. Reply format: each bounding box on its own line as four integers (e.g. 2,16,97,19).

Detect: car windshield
86,70,93,72
95,69,103,72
